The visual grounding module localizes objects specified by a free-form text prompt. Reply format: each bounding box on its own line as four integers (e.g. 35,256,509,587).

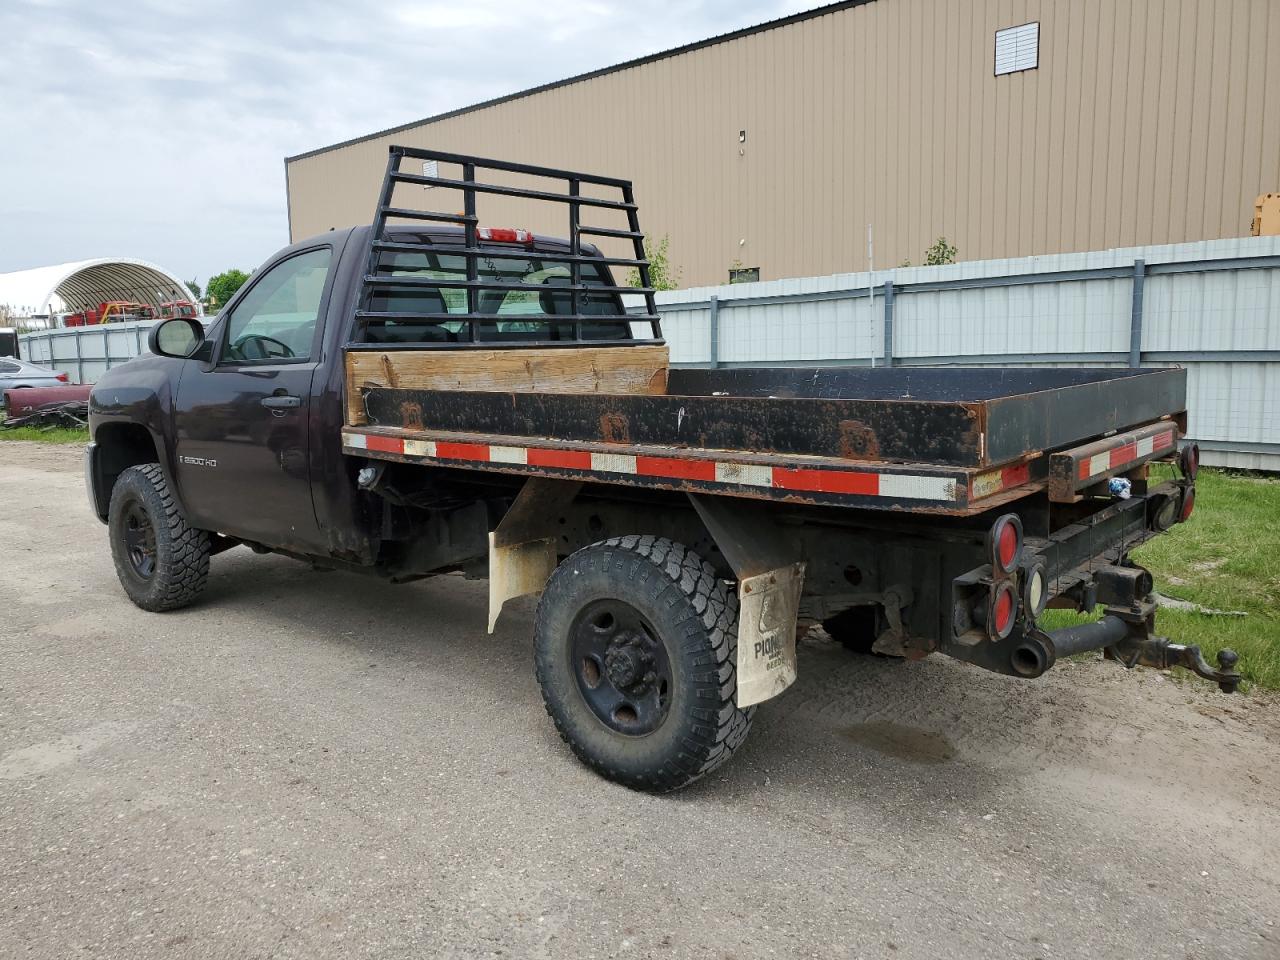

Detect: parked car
0,357,68,391
86,147,1235,793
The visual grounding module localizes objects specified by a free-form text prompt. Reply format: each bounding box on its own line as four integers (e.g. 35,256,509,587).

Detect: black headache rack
351,146,662,349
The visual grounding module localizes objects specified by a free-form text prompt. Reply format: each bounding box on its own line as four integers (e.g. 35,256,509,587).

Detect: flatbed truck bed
342,362,1186,515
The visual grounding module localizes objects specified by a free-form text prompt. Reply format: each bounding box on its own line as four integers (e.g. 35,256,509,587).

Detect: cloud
0,0,821,282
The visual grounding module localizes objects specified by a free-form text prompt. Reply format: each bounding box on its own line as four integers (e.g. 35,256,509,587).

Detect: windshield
365,249,631,345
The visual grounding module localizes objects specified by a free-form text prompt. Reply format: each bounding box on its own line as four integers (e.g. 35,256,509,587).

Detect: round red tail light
1180,486,1196,522
989,514,1023,576
991,581,1018,639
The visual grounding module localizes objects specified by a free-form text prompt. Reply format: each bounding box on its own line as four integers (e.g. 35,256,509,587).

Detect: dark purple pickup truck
85,148,1236,792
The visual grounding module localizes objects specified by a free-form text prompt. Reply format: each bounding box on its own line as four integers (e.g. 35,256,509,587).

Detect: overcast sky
0,0,822,284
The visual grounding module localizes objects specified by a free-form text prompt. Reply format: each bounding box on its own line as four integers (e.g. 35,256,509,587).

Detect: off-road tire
108,463,210,611
822,605,881,656
534,536,754,792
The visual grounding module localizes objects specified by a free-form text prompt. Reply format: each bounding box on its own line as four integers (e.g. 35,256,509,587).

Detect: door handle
261,395,301,409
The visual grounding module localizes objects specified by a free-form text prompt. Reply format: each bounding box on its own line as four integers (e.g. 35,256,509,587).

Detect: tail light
1179,443,1200,480
1180,486,1196,522
1151,493,1178,531
990,581,1019,639
477,227,533,244
1023,562,1048,618
989,514,1023,576
56,372,69,382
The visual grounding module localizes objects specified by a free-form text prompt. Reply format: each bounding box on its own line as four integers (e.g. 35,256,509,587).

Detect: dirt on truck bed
2,440,1278,959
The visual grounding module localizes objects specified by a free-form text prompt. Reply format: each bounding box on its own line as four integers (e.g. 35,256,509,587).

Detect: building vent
994,22,1039,76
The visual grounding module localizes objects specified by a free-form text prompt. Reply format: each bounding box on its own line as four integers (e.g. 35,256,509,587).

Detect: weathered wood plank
344,345,669,426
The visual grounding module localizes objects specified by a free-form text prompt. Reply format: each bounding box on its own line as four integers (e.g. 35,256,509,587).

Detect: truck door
174,245,335,553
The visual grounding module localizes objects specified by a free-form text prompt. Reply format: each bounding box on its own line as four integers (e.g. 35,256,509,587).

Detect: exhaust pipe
1010,615,1132,677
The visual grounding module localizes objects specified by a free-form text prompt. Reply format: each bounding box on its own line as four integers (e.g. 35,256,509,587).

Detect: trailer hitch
1101,599,1242,693
1107,637,1241,694
1014,606,1242,693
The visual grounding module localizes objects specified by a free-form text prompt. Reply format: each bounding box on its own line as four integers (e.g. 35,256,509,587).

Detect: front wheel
534,536,754,792
108,463,210,611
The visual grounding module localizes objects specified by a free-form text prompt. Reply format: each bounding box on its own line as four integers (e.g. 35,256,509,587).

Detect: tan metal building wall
285,0,1280,288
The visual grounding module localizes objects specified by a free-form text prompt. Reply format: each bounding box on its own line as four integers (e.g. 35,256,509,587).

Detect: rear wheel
534,536,753,792
108,463,210,611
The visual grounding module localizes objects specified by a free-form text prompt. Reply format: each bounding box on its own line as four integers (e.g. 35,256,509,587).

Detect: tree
205,269,250,308
626,235,681,291
922,236,958,266
185,278,202,300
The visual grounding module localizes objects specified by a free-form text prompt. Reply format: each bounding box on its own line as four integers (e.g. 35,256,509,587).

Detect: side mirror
148,317,205,359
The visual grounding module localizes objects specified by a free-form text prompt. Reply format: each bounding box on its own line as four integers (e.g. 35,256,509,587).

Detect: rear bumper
939,479,1239,690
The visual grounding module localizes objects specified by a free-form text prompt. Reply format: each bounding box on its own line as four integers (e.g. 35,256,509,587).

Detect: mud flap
488,535,558,633
487,478,582,633
736,562,806,707
687,493,806,708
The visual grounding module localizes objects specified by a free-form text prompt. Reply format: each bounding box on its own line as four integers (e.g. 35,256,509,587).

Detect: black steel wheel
121,499,158,579
534,536,754,792
569,599,673,736
108,463,210,612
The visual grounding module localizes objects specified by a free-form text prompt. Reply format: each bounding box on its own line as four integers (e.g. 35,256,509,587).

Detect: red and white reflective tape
970,461,1032,500
1078,429,1175,481
343,430,959,502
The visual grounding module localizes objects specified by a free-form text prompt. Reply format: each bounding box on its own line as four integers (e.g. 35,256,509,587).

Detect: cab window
223,248,332,362
365,250,628,344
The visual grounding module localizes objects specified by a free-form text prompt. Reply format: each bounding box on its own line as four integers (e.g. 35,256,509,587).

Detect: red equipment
159,300,198,319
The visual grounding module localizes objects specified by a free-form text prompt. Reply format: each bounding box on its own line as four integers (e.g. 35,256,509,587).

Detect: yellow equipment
1253,193,1280,236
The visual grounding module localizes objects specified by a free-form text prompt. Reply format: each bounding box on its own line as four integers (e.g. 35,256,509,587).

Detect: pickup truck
86,147,1238,792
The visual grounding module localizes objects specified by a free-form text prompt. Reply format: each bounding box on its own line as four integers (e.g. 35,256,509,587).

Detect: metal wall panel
17,320,155,385
286,0,1280,289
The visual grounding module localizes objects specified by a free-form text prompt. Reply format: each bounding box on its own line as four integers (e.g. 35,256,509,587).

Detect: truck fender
88,361,190,524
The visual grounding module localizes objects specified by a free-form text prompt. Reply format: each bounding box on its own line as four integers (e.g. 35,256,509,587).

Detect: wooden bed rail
344,344,670,425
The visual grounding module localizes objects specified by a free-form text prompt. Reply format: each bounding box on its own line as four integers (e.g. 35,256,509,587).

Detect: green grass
1041,468,1280,691
0,425,90,444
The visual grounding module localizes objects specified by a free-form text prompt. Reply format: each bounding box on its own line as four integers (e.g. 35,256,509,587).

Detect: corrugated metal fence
19,319,157,385
645,236,1280,471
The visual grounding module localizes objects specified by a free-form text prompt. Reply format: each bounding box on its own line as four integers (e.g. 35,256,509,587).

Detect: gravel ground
1,441,1278,959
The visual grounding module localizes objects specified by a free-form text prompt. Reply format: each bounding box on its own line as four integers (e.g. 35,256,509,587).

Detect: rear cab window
365,245,633,345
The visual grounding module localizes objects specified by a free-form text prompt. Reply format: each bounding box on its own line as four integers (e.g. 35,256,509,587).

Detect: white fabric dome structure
0,258,199,325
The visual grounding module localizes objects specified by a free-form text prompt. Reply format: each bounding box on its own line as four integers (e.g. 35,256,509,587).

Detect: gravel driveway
1,442,1277,959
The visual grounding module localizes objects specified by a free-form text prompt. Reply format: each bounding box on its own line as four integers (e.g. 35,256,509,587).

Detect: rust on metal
599,411,631,444
399,400,424,431
1047,420,1179,502
837,419,880,459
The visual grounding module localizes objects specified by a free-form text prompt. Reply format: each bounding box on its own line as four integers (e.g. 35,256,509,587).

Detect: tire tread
534,536,754,792
109,463,210,612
